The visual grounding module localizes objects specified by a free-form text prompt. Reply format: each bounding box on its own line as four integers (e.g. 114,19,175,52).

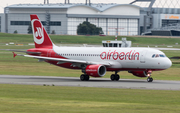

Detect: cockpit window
152,54,166,58
159,54,166,57
152,54,155,58
155,54,159,57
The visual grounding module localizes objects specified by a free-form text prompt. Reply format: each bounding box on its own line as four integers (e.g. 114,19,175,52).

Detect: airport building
1,3,140,35
0,0,180,36
0,14,5,33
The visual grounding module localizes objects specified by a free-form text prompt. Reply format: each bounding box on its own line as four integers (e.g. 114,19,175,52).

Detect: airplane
12,14,172,82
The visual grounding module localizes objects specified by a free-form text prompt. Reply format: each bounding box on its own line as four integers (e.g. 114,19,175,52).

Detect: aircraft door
140,50,147,63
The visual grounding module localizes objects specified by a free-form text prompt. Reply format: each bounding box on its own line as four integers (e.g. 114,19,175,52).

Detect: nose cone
165,58,172,69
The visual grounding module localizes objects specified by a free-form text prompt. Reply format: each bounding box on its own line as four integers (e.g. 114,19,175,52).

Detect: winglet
13,52,17,58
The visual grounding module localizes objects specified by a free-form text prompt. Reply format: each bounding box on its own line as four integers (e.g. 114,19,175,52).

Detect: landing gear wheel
80,74,89,81
147,77,153,82
110,74,115,81
85,75,89,81
80,74,85,81
115,74,120,81
111,74,120,81
150,78,153,82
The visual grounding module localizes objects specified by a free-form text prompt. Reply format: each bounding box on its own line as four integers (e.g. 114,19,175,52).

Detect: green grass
162,50,180,57
1,33,180,47
0,33,33,43
0,84,180,113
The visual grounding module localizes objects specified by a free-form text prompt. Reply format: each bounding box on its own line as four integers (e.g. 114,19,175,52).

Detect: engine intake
85,65,106,77
129,71,148,77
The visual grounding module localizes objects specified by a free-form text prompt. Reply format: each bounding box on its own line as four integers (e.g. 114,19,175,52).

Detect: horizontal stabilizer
5,49,41,55
13,52,17,58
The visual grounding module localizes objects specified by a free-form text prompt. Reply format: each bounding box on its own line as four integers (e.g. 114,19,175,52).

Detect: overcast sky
0,0,133,13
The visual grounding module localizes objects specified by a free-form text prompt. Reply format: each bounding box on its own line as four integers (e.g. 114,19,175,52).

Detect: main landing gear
110,71,120,81
80,65,90,81
80,74,89,81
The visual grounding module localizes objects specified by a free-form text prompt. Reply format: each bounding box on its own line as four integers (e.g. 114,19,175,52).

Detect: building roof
6,3,141,12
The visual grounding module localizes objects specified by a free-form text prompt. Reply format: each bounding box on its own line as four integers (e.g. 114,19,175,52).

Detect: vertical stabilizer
30,14,53,48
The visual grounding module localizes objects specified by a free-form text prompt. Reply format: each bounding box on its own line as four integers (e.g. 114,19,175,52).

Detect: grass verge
0,84,180,113
1,33,180,47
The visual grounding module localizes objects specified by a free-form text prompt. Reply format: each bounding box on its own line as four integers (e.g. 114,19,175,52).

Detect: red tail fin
30,14,53,48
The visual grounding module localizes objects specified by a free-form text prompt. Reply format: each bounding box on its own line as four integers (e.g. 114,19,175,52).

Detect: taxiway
0,75,180,90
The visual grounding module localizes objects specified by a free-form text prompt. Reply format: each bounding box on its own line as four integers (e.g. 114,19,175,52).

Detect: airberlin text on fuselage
100,50,139,60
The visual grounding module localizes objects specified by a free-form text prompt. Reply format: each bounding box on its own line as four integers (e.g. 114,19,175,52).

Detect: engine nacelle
130,71,148,77
85,65,106,77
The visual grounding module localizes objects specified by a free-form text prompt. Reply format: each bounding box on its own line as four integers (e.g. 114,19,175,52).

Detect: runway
0,75,180,90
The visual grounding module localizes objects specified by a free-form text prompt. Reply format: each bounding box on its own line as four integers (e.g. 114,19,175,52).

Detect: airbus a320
13,14,172,82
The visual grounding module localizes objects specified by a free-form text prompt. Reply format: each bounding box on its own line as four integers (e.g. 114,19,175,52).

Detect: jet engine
85,65,106,77
129,71,148,77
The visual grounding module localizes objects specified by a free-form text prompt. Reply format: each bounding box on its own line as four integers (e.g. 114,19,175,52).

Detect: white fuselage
53,45,172,71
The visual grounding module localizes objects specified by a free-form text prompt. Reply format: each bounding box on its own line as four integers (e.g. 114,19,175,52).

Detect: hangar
0,0,180,36
1,3,140,35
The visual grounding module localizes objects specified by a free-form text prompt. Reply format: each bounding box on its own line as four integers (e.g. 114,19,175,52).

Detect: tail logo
32,19,44,44
35,27,43,38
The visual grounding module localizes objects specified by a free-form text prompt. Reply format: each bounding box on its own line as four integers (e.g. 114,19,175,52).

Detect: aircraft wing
13,53,111,66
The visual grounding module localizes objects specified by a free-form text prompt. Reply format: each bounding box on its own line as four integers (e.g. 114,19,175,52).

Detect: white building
1,3,140,35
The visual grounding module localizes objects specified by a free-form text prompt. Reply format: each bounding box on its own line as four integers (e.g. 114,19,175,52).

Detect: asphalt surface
0,75,180,90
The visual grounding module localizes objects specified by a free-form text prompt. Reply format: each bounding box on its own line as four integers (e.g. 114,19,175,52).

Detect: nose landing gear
147,70,153,82
147,77,153,82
